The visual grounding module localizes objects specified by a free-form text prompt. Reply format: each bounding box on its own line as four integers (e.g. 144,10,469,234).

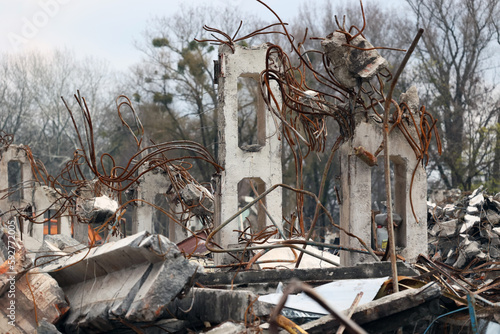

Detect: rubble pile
424,187,500,311
427,187,500,270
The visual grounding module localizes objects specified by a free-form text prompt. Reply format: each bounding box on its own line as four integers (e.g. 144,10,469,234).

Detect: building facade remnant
0,145,75,244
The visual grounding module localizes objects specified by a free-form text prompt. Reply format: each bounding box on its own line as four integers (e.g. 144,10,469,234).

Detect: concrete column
339,120,427,265
133,169,171,234
216,44,282,264
73,218,88,245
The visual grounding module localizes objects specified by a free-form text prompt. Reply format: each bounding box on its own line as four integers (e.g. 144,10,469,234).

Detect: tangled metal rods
7,92,222,261
196,0,442,269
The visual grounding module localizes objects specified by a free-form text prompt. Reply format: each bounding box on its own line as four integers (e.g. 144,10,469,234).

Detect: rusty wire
3,90,224,272
416,255,500,309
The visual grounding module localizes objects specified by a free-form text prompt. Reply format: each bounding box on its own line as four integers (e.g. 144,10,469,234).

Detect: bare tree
0,49,114,176
407,0,500,190
130,4,264,181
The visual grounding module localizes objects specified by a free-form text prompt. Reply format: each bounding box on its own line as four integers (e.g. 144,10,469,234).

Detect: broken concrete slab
41,231,201,332
36,234,85,267
430,219,458,238
165,287,271,325
0,268,69,334
469,190,485,207
460,214,481,233
486,209,500,225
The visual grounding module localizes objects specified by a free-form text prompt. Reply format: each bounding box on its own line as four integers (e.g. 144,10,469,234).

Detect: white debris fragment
94,195,119,212
466,206,479,214
443,204,456,215
460,214,480,233
469,192,485,207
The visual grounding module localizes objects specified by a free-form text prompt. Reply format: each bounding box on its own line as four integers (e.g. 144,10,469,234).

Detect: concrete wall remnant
0,145,75,244
215,44,282,264
339,119,428,265
0,145,33,216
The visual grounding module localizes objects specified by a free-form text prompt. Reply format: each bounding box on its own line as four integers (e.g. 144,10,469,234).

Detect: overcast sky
0,0,402,71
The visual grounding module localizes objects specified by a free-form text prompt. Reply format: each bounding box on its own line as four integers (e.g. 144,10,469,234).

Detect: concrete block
430,220,458,238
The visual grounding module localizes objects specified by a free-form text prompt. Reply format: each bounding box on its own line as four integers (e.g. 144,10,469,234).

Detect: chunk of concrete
206,321,246,334
466,206,479,215
178,183,214,216
431,220,458,238
322,31,388,89
165,288,272,324
41,231,201,332
460,214,480,233
469,192,485,207
399,86,420,113
486,210,500,225
80,195,119,224
0,268,69,333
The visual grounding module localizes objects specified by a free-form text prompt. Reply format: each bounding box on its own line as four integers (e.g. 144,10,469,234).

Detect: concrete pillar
339,120,427,265
133,169,171,235
73,218,88,245
216,44,282,264
133,168,188,243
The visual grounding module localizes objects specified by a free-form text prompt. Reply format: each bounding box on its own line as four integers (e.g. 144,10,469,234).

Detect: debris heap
427,187,500,269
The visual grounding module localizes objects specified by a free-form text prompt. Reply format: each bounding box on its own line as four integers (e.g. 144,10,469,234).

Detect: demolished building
1,1,499,333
